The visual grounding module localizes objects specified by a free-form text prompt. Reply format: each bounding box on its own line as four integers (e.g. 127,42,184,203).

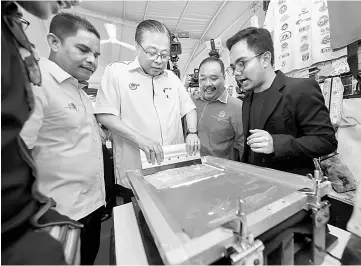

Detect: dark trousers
103,145,116,208
115,185,134,204
78,206,104,265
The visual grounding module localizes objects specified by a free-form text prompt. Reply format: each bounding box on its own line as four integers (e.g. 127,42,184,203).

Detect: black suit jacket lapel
259,71,286,129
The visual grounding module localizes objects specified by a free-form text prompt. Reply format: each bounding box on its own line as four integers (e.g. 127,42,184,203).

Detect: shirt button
93,137,97,142
261,158,266,163
106,141,112,149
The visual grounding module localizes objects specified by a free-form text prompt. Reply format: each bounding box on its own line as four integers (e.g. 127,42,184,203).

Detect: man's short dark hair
199,57,225,76
50,12,100,41
135,19,171,45
226,27,274,66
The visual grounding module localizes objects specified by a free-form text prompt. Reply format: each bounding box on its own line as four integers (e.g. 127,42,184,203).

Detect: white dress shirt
94,58,196,188
21,58,105,220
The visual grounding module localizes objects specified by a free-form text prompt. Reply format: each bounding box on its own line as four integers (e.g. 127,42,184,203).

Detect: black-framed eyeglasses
227,53,263,75
5,15,30,31
138,43,171,62
18,17,30,31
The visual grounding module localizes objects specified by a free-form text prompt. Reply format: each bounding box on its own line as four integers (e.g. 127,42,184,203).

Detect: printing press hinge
225,199,265,265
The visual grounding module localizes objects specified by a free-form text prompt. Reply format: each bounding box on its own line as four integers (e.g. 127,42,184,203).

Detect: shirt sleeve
177,77,196,117
20,86,48,149
94,64,121,117
231,100,244,158
272,79,338,158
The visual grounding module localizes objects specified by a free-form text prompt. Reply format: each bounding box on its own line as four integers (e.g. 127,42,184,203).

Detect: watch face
187,129,197,135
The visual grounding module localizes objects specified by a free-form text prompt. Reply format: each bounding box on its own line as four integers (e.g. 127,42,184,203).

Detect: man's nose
86,53,96,64
205,79,212,87
154,55,163,64
234,72,242,79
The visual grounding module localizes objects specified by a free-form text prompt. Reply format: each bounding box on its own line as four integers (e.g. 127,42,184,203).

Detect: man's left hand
247,129,274,154
186,133,200,156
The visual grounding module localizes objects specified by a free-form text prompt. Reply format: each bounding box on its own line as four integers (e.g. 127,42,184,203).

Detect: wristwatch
187,129,198,135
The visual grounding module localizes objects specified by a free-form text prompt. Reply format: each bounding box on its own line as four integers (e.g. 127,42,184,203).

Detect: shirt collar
129,57,168,77
199,88,228,104
40,57,78,87
218,89,228,103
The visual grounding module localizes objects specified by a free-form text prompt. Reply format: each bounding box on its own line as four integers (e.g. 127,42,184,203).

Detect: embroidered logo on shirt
65,102,79,111
317,15,329,27
281,23,288,31
279,5,287,14
219,111,225,118
319,2,328,12
163,88,172,98
129,83,140,90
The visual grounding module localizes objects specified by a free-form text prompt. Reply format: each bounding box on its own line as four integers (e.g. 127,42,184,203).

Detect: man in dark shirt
1,1,80,264
226,27,337,176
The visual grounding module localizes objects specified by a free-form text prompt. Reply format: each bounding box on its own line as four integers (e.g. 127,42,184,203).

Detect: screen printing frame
127,156,331,265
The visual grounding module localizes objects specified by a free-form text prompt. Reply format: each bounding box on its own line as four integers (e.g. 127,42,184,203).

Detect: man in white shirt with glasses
95,20,199,200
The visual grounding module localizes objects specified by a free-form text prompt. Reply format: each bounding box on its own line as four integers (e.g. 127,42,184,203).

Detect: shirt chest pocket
154,87,176,103
45,100,86,130
208,115,234,142
154,88,178,118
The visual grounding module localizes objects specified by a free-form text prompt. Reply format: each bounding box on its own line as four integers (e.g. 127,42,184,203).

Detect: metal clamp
310,158,328,182
226,199,265,265
304,169,331,265
305,169,331,227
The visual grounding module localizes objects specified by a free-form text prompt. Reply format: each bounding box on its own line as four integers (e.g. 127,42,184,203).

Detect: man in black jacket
1,1,80,264
226,27,337,176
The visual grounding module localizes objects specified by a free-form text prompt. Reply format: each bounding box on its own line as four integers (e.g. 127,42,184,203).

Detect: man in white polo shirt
20,13,105,265
95,19,200,196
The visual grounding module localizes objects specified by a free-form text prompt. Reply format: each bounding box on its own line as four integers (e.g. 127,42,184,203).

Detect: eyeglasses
138,43,171,62
227,53,263,75
4,15,30,31
18,17,30,31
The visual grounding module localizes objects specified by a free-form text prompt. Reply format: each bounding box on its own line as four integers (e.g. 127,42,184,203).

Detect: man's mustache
203,86,216,90
58,1,80,9
235,79,244,88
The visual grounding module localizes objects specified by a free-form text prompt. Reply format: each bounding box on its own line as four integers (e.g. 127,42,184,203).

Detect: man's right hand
137,136,164,165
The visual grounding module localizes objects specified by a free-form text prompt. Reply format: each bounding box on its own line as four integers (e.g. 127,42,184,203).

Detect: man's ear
47,33,61,52
135,42,141,56
262,51,272,68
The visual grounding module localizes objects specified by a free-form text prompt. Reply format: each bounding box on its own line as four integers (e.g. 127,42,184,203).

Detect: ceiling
23,0,266,88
